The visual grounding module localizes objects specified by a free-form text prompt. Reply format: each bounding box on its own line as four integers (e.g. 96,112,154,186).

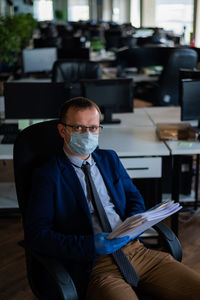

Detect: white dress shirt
64,150,122,234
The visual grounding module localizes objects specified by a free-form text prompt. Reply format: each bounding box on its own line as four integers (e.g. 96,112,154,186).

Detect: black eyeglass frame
61,122,103,133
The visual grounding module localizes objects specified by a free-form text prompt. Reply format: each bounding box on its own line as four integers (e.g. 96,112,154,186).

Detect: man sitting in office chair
25,97,200,300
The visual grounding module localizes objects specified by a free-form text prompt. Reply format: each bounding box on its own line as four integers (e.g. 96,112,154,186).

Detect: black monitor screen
180,79,200,127
22,47,57,74
4,82,69,119
116,47,172,69
81,78,134,124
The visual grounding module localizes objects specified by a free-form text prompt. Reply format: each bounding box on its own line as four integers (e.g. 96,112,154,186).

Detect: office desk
102,67,159,82
144,106,181,124
165,139,200,235
146,106,200,235
106,110,153,127
132,74,159,83
99,125,168,180
100,125,168,157
90,50,116,63
99,112,169,200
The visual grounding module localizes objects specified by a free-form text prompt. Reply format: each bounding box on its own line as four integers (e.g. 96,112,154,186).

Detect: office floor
134,98,153,108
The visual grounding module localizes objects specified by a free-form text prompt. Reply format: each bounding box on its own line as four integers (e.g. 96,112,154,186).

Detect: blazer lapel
57,150,92,221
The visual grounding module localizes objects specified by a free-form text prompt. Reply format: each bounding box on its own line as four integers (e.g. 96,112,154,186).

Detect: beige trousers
86,240,200,300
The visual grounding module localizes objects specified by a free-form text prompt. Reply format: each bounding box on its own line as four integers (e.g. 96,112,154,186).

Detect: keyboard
1,133,19,144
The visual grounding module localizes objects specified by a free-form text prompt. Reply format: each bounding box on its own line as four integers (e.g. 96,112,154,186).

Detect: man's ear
57,123,65,138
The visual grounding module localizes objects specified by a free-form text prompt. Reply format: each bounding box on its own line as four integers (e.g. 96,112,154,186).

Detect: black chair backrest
52,60,102,83
13,120,63,224
157,48,198,105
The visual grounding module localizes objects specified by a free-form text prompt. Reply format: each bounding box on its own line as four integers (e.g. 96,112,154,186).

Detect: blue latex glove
94,232,130,255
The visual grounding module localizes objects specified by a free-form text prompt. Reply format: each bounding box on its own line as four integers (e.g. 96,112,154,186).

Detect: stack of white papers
107,201,182,239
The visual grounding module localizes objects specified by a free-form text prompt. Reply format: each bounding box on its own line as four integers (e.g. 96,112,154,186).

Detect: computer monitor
116,47,172,70
180,79,200,128
81,78,134,124
57,47,90,60
22,47,57,75
4,82,70,119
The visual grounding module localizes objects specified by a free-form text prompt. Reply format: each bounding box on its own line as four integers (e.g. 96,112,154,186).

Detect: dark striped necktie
82,163,139,288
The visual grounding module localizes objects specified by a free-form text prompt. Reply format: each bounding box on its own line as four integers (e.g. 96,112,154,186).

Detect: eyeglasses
61,123,103,133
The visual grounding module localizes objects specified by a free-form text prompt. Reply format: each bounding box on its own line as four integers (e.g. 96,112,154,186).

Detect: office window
130,0,141,27
155,0,194,44
68,0,89,22
112,0,120,23
33,0,53,21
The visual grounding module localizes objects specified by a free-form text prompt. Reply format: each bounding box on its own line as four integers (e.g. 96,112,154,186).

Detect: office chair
135,48,198,106
13,120,182,300
52,60,102,98
52,60,102,83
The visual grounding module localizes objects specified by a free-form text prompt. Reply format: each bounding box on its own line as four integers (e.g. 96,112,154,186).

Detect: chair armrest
31,251,79,300
152,222,182,262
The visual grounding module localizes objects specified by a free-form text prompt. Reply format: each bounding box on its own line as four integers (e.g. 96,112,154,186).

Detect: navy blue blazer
25,148,145,298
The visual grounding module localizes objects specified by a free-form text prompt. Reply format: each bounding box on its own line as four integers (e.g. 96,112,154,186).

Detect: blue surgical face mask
65,131,99,156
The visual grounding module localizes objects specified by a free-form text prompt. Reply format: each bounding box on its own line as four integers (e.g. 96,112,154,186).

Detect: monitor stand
101,108,121,124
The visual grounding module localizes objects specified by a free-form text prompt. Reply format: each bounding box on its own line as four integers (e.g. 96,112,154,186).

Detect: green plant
0,13,37,66
90,39,104,51
55,9,68,21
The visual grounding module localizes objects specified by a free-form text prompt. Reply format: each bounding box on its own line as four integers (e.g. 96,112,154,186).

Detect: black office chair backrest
157,48,198,105
13,120,62,224
52,60,102,83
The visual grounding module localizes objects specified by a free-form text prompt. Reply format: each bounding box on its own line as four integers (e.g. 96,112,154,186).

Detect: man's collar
63,148,94,167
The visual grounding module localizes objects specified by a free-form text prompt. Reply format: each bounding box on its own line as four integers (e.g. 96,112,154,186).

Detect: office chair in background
52,60,102,98
135,48,198,106
14,120,182,300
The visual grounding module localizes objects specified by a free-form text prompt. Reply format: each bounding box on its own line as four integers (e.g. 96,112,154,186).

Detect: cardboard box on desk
156,123,196,141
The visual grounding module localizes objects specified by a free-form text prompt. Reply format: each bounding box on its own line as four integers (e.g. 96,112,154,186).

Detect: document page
107,201,182,239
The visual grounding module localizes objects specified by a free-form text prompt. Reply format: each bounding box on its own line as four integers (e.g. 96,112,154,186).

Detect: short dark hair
59,97,101,123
